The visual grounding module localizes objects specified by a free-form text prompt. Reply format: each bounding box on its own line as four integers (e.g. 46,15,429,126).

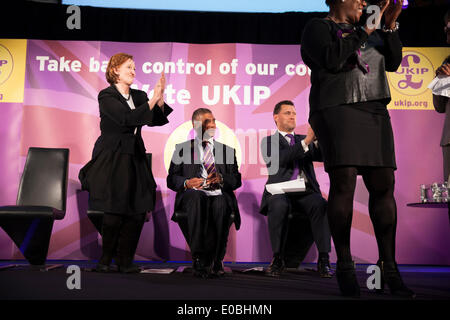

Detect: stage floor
1,261,449,301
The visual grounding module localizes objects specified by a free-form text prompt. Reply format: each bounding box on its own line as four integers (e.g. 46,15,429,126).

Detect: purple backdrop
0,39,448,265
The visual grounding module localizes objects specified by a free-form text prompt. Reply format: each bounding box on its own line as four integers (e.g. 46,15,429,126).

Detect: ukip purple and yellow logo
0,39,27,103
0,44,14,86
388,51,435,97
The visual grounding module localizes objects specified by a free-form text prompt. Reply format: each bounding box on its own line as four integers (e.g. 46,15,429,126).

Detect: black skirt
309,101,396,173
79,149,156,215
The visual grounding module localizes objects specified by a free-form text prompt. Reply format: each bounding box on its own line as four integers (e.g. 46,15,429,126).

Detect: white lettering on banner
71,60,81,72
223,85,240,104
35,56,311,80
245,63,278,75
36,56,49,71
219,59,239,75
202,85,221,105
254,86,270,105
285,63,311,76
132,84,191,105
202,85,270,106
142,59,212,75
32,54,291,107
89,57,109,73
36,56,81,72
177,89,191,104
219,62,231,75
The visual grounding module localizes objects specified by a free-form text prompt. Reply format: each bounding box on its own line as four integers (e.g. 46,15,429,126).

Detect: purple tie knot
286,134,295,146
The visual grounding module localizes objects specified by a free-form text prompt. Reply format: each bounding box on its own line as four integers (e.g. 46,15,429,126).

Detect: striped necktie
202,141,216,175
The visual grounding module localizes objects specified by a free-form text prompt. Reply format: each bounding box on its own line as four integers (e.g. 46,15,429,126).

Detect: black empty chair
0,147,69,267
86,153,154,234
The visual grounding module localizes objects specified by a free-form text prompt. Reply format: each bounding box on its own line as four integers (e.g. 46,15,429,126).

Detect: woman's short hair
105,53,133,85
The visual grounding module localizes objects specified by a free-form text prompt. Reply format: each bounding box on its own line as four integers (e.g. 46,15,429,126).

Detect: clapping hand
304,126,316,146
365,0,402,35
148,73,165,110
155,72,165,107
384,0,403,30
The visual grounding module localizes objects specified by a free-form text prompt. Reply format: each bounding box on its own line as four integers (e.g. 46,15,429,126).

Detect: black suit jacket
167,139,242,230
91,85,173,158
259,132,323,215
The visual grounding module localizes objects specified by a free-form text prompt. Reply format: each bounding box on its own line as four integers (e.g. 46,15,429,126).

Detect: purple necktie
202,141,216,175
286,134,300,180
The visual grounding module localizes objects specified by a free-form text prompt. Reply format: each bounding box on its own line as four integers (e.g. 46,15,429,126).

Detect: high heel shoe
377,260,416,298
336,261,360,297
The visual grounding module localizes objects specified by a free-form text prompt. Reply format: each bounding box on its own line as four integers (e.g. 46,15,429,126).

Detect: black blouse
301,18,403,116
92,85,173,158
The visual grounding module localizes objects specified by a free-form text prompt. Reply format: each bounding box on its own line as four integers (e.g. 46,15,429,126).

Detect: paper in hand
428,76,450,98
265,177,306,195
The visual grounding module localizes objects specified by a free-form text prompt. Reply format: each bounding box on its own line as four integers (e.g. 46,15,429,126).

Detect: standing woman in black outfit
79,53,173,273
301,0,414,297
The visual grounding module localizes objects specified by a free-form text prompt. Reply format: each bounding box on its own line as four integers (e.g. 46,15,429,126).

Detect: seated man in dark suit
260,100,332,278
167,108,242,278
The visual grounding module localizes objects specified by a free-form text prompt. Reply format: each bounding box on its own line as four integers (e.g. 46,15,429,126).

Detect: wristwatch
382,22,399,33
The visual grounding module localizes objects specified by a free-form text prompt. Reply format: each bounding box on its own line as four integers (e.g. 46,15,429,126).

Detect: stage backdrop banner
0,39,448,265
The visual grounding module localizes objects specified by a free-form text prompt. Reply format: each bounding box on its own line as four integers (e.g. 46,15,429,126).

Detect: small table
407,202,449,208
407,202,450,222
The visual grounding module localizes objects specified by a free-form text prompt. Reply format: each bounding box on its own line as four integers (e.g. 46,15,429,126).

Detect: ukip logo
163,120,242,174
0,44,14,86
387,51,434,97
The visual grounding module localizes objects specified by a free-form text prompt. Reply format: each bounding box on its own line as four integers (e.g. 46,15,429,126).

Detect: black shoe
317,258,333,278
193,257,210,279
265,255,285,277
119,264,141,274
95,264,110,273
336,261,360,297
211,260,226,277
377,260,416,298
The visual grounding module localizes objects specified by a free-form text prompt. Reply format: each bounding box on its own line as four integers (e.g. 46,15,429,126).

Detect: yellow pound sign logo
0,44,14,86
388,51,434,97
0,39,27,103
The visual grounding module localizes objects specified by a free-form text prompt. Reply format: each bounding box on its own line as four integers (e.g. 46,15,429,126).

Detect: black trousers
266,191,331,257
99,212,146,268
181,189,231,263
